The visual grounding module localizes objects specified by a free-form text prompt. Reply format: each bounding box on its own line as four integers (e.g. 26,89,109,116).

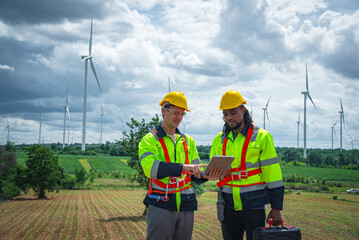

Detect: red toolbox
252,220,301,240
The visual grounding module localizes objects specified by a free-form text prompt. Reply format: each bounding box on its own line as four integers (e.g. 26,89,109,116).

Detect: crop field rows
0,190,358,240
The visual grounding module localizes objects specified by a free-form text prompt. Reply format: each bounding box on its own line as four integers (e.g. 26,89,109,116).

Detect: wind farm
0,3,358,240
0,2,358,153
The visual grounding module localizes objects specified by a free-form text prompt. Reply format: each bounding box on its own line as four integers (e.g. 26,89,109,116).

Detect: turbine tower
100,104,104,144
81,19,102,151
63,87,70,149
331,120,337,150
301,63,316,163
339,98,345,152
262,96,271,129
296,110,300,148
168,77,171,93
39,103,43,144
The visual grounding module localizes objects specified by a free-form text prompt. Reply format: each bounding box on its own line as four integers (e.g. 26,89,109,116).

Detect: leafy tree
119,114,161,189
75,169,88,186
25,145,64,198
0,147,21,200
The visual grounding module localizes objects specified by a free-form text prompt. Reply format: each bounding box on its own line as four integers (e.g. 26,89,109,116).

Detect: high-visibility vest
217,125,265,188
147,130,193,202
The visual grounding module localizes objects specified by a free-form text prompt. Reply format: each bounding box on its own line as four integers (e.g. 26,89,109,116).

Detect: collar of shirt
155,124,182,138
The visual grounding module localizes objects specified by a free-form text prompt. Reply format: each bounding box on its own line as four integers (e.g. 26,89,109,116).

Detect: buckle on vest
169,177,185,188
169,177,177,184
231,171,248,180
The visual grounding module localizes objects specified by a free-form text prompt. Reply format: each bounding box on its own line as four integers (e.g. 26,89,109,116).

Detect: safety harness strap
218,125,264,188
148,129,192,202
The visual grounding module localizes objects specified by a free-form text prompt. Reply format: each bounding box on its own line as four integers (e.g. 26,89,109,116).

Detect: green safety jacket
139,124,204,212
210,125,284,211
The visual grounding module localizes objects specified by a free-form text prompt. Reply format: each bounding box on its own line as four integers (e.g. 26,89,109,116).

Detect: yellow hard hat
219,90,247,110
159,91,190,112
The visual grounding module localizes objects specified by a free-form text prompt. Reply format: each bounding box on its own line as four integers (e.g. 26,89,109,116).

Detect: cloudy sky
0,0,358,151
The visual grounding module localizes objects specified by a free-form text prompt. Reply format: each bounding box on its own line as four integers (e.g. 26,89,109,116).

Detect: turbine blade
66,106,70,118
343,114,345,128
89,59,102,92
266,96,271,108
66,87,69,105
298,110,300,122
89,19,93,56
306,63,309,92
101,104,103,115
333,128,337,138
333,120,337,127
340,98,343,112
266,110,270,126
308,93,316,108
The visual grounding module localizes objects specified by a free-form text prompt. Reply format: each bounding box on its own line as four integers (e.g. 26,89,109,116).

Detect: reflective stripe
222,183,266,194
251,126,259,142
150,160,161,179
140,151,155,162
192,158,201,164
260,157,279,167
150,131,159,141
266,180,284,189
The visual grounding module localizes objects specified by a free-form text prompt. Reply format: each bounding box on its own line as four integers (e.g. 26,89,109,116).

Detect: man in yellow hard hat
138,91,208,240
210,90,284,240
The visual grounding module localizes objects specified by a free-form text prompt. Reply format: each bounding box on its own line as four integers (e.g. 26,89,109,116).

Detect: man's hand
266,208,282,226
201,167,222,181
183,164,202,178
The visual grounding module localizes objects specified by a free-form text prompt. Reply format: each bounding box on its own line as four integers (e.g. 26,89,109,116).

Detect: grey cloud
0,0,107,25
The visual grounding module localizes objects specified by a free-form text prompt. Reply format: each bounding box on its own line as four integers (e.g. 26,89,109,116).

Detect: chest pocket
246,142,260,164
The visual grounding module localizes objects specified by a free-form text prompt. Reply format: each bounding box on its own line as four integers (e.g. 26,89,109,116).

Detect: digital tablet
203,155,235,178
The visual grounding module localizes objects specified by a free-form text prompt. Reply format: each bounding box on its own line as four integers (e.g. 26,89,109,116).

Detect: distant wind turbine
262,96,271,129
63,87,70,149
297,110,300,148
81,19,102,151
39,103,43,144
349,136,355,150
339,98,345,152
331,120,337,150
100,104,104,144
301,63,317,163
4,116,10,143
182,121,191,133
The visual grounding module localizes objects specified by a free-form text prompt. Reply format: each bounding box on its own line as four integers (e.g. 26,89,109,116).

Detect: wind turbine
182,121,192,133
63,87,70,148
339,98,345,152
349,136,355,150
81,19,102,151
39,103,43,144
296,110,300,148
3,117,10,143
262,96,271,129
100,104,104,144
301,63,317,163
331,120,337,150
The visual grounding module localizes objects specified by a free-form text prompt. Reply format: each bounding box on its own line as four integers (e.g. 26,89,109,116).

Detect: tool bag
252,220,301,240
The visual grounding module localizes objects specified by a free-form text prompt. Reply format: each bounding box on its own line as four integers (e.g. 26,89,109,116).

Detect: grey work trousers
145,205,194,240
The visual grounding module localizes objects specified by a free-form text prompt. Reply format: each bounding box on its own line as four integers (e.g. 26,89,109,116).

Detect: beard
230,121,243,130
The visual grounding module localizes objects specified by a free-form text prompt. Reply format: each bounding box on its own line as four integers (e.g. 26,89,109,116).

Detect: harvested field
0,190,358,239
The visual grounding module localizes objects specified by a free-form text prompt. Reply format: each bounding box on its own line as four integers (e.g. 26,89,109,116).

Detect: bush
61,173,76,189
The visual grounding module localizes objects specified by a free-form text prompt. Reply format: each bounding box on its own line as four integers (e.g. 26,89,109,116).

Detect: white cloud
0,64,14,71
